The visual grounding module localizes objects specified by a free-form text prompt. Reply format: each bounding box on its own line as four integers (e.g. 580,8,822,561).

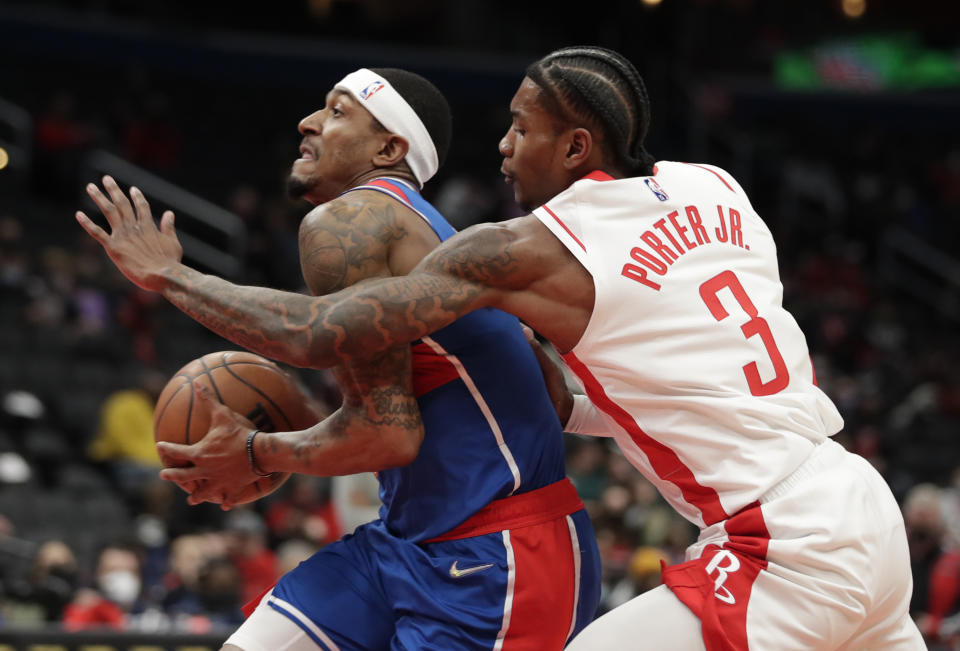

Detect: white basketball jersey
534,163,843,528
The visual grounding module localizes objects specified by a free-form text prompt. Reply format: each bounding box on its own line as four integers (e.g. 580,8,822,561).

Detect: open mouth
297,145,315,162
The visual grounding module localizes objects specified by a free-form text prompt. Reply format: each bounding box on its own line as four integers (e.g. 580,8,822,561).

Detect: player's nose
298,109,324,135
499,133,513,156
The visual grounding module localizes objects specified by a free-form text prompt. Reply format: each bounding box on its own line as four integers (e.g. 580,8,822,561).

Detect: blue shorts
264,480,600,650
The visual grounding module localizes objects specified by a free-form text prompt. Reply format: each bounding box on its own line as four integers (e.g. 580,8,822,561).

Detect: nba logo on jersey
644,178,669,201
360,80,385,100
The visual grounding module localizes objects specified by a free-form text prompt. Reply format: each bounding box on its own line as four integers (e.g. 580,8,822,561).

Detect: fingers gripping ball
154,351,318,504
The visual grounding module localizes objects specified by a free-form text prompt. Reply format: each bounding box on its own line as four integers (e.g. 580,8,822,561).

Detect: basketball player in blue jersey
77,68,600,650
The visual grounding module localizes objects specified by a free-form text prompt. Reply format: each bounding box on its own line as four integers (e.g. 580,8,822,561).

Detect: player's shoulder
452,216,529,252
470,214,552,248
656,161,750,197
502,214,577,275
304,190,413,238
299,192,412,294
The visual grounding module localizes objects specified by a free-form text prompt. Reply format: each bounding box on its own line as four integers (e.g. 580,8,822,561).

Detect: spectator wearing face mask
195,557,245,629
62,540,145,630
2,539,78,624
904,483,960,646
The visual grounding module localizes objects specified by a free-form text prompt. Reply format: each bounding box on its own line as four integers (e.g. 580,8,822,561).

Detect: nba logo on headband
360,80,385,100
335,68,439,187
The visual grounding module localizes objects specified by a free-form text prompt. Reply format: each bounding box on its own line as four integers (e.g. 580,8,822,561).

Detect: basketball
154,350,319,504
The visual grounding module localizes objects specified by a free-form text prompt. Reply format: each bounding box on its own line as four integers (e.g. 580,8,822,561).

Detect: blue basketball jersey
340,178,567,542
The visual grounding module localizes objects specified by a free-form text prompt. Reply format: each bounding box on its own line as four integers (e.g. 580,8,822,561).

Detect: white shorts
570,438,925,651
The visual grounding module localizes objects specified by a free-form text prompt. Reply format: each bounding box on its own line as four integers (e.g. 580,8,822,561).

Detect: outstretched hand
157,383,261,509
76,175,183,292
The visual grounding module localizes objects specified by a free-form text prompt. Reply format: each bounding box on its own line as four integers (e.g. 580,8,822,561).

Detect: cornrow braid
525,46,656,176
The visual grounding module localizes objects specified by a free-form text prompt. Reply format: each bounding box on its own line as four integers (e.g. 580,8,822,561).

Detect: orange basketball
154,350,319,504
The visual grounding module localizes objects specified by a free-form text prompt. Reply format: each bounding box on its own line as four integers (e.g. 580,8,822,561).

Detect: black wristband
246,429,272,477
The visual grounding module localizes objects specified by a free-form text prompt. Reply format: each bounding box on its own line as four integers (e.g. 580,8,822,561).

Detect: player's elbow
274,346,312,369
385,423,425,468
299,332,341,369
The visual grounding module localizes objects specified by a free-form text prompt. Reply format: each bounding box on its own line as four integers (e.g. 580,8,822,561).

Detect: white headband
334,68,439,187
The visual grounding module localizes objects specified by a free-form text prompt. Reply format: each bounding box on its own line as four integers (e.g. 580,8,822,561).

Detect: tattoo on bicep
338,347,421,431
364,385,421,429
432,224,524,286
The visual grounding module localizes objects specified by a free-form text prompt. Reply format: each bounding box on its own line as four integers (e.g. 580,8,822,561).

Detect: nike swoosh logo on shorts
449,560,495,578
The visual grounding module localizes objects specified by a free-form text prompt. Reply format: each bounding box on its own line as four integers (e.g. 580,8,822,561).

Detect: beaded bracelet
246,429,272,477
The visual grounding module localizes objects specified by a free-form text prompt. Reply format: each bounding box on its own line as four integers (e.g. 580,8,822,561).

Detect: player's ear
373,134,410,168
563,127,593,170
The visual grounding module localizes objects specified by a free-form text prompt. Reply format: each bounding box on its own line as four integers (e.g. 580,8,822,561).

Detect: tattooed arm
76,176,410,367
77,175,590,367
297,212,593,361
162,215,556,367
156,189,430,502
76,175,339,368
258,350,423,476
283,190,426,471
162,338,423,501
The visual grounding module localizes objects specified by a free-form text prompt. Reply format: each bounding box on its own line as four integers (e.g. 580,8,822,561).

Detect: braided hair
525,46,656,176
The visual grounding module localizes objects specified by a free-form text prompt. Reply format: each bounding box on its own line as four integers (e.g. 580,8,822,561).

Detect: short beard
286,174,311,200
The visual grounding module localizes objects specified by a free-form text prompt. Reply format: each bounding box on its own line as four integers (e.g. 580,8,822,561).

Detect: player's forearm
158,263,339,368
254,400,424,476
159,224,499,368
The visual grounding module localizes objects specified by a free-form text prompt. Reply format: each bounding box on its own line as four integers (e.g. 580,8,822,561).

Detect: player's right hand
157,383,259,509
76,175,183,292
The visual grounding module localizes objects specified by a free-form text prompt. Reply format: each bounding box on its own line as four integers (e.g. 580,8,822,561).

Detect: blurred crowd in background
0,0,959,648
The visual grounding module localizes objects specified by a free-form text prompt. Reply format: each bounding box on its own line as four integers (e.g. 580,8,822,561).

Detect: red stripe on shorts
500,517,577,650
662,502,771,651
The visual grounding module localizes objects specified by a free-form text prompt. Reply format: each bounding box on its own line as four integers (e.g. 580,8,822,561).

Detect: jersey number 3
699,270,789,396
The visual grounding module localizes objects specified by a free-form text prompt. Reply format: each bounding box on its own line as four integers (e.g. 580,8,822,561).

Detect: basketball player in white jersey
76,47,924,650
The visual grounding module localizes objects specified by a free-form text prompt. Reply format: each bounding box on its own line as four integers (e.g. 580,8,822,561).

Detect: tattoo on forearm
161,266,336,367
160,209,525,371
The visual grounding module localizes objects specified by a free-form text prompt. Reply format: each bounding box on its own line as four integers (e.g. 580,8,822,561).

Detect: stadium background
0,0,958,648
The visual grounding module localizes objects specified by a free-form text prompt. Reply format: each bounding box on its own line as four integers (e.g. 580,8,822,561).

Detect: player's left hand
157,383,259,509
76,175,183,292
